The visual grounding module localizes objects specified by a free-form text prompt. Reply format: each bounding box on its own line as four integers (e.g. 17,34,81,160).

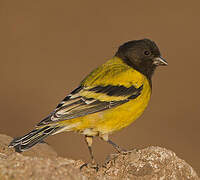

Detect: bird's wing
37,57,146,126
37,84,143,126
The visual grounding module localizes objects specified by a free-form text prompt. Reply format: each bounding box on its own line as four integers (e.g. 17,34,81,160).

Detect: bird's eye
144,51,151,56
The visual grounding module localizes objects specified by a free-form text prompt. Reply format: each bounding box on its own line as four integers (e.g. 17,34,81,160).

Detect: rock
0,134,199,180
21,142,58,158
86,147,199,180
0,134,85,180
0,134,15,157
0,153,85,180
0,134,57,158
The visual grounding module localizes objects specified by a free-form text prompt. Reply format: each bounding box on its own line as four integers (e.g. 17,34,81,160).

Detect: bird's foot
103,148,139,167
119,149,137,155
80,162,99,172
116,147,139,154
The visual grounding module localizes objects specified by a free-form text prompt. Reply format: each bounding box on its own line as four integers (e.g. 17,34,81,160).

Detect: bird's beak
153,57,168,66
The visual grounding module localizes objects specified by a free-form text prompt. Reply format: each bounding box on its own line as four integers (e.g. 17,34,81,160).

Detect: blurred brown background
0,0,199,173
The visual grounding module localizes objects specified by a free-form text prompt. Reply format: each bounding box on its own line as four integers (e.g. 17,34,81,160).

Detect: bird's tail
9,125,62,152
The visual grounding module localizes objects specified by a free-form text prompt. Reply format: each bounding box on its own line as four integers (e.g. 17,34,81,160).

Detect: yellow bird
9,39,167,165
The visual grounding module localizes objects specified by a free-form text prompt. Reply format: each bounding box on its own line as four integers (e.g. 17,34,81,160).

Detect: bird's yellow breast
95,79,151,134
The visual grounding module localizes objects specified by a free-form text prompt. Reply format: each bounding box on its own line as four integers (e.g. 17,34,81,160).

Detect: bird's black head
115,39,167,80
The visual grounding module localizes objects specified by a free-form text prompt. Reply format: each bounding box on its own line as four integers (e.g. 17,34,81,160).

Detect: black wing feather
37,84,143,126
88,85,139,96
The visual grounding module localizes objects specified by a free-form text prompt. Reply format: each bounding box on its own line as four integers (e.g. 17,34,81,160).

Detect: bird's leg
100,134,126,153
100,134,133,168
85,136,95,164
100,134,127,167
107,139,124,153
80,136,99,171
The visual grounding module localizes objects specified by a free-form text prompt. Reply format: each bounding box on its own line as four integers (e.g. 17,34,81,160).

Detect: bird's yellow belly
96,91,151,134
58,82,151,136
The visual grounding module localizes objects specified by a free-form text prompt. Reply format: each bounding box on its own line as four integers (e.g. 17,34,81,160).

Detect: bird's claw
80,162,99,172
103,148,138,167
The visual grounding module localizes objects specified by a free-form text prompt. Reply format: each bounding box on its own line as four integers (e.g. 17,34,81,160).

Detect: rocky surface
0,134,199,180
